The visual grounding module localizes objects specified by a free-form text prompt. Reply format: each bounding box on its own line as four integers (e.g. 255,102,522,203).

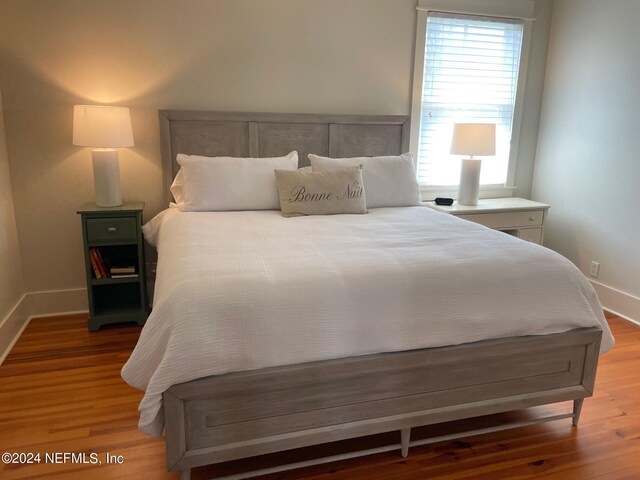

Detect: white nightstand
425,197,550,245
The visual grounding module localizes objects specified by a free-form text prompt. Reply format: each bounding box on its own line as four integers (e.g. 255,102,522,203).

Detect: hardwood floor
0,313,638,479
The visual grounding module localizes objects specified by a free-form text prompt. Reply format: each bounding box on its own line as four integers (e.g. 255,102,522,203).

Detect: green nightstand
77,202,149,331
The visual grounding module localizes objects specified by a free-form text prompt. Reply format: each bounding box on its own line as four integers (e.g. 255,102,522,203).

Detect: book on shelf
89,248,110,279
111,273,139,279
95,249,109,277
89,249,102,279
110,266,136,275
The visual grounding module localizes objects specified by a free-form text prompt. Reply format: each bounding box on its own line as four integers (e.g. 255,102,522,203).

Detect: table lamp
450,123,496,206
73,105,134,207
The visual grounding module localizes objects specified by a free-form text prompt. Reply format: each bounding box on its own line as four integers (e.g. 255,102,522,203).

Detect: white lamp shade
450,123,496,156
73,105,134,148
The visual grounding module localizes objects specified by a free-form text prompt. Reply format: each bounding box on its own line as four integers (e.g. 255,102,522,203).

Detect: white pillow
309,152,421,208
176,151,299,211
169,169,184,205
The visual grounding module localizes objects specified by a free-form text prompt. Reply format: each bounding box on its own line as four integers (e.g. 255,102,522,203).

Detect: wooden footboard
163,328,601,478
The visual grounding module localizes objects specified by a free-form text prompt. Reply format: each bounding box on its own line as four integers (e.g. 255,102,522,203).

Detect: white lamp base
91,149,122,207
457,158,481,206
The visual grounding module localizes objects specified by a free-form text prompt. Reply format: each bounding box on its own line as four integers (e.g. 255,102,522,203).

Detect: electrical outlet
589,261,600,278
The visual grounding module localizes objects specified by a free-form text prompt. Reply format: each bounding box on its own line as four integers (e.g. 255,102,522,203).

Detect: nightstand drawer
457,210,544,229
517,227,543,244
86,217,137,243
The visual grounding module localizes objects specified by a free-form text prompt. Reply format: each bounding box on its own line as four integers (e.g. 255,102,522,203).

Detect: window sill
419,185,517,201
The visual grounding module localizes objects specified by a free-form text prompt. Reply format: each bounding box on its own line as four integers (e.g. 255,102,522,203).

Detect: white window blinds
417,13,524,186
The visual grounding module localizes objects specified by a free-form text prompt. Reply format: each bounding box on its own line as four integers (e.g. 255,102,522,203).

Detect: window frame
410,0,535,199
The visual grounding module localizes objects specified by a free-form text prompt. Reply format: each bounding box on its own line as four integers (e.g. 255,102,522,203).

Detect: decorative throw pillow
275,166,368,217
308,152,421,208
176,151,298,211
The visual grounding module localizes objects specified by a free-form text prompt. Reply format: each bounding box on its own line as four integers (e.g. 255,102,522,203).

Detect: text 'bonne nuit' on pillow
275,166,368,217
176,151,298,211
308,152,421,208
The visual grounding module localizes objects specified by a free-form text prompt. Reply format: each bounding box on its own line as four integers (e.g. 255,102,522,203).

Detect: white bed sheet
122,206,614,437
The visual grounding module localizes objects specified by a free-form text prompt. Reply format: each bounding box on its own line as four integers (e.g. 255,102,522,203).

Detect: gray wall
0,0,552,297
532,0,640,316
0,86,24,321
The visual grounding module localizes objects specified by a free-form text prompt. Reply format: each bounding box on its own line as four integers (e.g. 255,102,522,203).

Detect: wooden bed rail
164,327,602,480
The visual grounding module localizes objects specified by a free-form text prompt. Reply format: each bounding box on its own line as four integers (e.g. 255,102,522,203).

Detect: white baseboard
28,288,88,317
0,294,31,365
590,280,640,327
0,288,88,364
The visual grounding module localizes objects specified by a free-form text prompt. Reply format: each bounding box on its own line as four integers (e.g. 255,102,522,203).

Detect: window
411,2,533,191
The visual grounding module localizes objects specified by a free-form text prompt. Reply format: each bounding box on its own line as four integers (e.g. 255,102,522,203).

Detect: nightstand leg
572,398,584,427
88,317,101,332
401,428,411,458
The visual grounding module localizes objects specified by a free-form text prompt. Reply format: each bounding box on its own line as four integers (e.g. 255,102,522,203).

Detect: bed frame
158,110,603,480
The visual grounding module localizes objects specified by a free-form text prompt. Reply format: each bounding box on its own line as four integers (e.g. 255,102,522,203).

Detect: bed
122,110,614,480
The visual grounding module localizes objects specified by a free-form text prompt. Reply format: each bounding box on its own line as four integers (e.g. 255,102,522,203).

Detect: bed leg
180,468,191,480
401,428,411,458
572,398,584,427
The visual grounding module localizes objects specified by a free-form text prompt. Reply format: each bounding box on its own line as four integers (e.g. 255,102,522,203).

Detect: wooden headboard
159,110,410,207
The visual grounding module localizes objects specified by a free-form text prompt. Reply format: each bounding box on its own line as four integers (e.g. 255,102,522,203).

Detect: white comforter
122,206,614,437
